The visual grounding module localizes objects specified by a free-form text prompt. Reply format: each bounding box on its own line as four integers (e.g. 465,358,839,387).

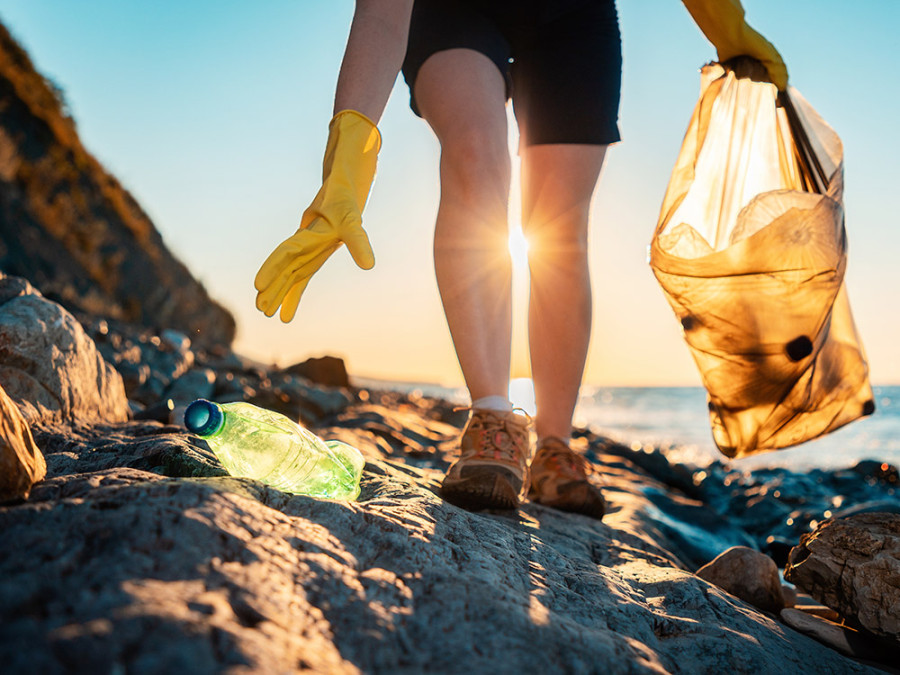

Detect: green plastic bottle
183,399,364,500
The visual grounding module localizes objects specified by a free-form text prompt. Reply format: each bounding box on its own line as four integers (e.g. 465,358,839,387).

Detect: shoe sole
442,473,520,511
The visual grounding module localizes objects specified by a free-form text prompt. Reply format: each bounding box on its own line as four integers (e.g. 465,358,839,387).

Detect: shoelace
456,406,530,463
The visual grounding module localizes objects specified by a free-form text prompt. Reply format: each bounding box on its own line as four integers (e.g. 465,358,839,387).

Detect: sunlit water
366,378,900,471
573,384,900,471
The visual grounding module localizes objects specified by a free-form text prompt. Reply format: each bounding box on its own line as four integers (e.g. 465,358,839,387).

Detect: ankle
472,395,513,413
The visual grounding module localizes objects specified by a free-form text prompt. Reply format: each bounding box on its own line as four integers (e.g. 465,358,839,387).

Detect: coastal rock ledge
0,438,884,675
2,284,897,673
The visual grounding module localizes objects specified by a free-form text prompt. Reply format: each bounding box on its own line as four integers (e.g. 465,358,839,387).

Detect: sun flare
508,226,530,272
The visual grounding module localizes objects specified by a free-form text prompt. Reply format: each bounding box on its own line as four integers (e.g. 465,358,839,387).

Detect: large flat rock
0,406,879,674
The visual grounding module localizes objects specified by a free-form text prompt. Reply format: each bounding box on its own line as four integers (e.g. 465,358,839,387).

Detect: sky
1,0,898,388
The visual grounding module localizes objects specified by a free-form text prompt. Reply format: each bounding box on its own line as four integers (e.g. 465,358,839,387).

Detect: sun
508,225,530,272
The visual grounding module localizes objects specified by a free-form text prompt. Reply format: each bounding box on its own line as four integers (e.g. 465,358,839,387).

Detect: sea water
573,385,900,471
364,378,900,471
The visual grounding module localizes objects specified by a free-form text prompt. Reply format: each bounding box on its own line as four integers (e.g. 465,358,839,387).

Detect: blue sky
1,0,897,386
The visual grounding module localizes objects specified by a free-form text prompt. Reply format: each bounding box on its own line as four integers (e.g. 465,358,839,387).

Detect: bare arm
333,0,414,122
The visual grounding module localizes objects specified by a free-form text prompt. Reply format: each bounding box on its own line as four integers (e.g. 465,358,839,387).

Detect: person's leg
520,143,608,519
520,143,607,441
414,48,531,510
415,48,513,405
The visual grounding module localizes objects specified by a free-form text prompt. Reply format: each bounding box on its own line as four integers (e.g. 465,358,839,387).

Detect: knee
439,125,510,203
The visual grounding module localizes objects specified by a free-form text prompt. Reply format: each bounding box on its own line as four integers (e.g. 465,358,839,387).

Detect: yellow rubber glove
254,109,381,322
683,0,788,90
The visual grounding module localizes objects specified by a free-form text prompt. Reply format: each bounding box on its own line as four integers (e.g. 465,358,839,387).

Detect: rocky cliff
0,21,234,347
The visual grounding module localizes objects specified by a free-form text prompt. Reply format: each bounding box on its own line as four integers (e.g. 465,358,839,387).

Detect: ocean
367,379,900,472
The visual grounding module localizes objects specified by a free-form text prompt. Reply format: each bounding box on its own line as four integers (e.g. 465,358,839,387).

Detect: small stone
696,546,785,613
780,608,896,663
284,356,350,388
793,605,841,621
780,608,855,656
161,329,191,353
781,584,797,608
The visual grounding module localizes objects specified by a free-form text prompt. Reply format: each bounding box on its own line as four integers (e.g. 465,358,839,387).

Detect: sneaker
528,437,606,519
441,408,531,511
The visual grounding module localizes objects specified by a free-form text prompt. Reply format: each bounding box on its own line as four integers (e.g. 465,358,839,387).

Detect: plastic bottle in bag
183,399,364,500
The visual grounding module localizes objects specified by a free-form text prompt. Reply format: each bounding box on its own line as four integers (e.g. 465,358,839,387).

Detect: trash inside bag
649,57,874,459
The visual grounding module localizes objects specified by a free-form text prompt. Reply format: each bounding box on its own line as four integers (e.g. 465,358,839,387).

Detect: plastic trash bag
649,57,874,459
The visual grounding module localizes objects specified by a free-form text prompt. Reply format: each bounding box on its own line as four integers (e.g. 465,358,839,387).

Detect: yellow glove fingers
256,255,313,317
342,224,375,270
254,241,301,293
253,223,336,298
256,265,311,317
255,243,338,317
254,233,319,293
278,278,313,323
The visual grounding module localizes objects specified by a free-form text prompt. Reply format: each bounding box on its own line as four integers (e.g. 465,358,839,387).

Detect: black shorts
401,0,622,147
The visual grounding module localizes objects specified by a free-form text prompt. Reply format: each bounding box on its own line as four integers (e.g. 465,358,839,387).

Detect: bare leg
521,144,607,441
415,49,513,403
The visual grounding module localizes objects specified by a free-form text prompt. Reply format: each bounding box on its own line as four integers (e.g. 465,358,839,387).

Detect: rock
784,512,900,641
0,382,45,499
0,23,235,348
160,329,191,353
85,318,197,406
33,420,226,480
285,355,350,388
0,396,883,674
780,609,897,665
696,546,786,613
247,374,353,425
163,368,216,406
677,458,900,556
780,608,857,657
0,279,888,672
0,274,129,425
834,499,900,519
793,604,841,621
781,584,798,608
0,456,876,674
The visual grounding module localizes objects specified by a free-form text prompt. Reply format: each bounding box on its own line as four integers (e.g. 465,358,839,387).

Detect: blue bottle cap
183,399,225,436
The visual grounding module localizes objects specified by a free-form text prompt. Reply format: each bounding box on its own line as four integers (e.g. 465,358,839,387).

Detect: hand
254,208,375,322
253,110,381,322
683,0,788,90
